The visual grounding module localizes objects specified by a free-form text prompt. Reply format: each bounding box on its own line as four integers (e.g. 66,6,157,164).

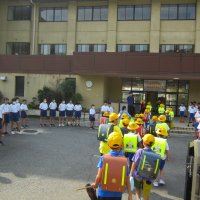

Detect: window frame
39,7,68,22
39,44,67,55
6,42,30,55
7,5,31,21
15,76,25,97
76,44,106,52
160,44,194,53
117,44,149,52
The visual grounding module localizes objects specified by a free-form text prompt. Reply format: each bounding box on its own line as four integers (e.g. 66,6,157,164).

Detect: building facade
0,0,200,114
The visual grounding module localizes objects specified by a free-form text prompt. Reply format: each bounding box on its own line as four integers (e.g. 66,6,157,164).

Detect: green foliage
57,79,76,101
72,93,83,103
28,97,39,109
36,79,82,105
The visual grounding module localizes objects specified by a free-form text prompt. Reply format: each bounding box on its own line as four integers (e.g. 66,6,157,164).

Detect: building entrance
146,92,158,114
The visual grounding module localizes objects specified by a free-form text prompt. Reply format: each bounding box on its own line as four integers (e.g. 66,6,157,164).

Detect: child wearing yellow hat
148,115,158,136
152,127,169,187
135,118,146,138
155,115,170,133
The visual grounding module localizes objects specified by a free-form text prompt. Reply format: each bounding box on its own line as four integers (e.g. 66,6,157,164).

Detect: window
118,5,151,21
77,44,106,52
166,80,178,92
40,8,67,22
160,44,194,53
160,4,196,20
117,44,149,52
39,44,67,55
77,6,108,21
6,42,30,55
15,76,24,97
8,6,31,20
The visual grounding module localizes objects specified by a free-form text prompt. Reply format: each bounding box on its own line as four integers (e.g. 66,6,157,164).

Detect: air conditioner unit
0,76,7,81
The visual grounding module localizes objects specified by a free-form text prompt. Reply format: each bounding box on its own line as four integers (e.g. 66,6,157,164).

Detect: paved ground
0,119,194,200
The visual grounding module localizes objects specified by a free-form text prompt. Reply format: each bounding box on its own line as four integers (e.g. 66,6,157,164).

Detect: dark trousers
128,105,134,116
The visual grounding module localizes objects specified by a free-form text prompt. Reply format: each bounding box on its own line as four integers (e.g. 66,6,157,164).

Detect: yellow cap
160,104,165,108
144,109,150,114
122,118,130,126
139,114,144,118
158,115,166,122
127,122,139,131
109,113,119,122
151,116,158,121
156,127,168,137
103,112,109,117
107,132,123,149
165,110,169,114
135,118,144,125
135,114,140,118
143,134,155,146
121,113,129,119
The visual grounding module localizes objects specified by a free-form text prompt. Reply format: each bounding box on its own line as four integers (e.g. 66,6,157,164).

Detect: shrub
72,93,83,103
0,91,3,103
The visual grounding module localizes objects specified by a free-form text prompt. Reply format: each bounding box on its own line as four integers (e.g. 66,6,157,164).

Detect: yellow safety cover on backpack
151,137,167,159
123,134,138,153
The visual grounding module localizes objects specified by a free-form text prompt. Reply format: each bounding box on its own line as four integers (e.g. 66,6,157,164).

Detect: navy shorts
0,118,2,129
159,159,166,170
40,109,47,117
194,122,199,131
89,115,95,122
50,109,56,117
189,113,195,120
66,110,73,117
21,111,27,118
12,113,19,122
18,111,21,118
4,113,10,123
179,111,185,117
75,111,81,118
59,111,65,117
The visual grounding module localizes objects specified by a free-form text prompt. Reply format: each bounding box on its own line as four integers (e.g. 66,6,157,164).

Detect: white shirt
0,107,2,118
101,105,109,112
49,102,57,110
20,104,28,111
108,106,114,113
162,141,169,160
74,105,82,112
179,106,186,112
89,108,96,115
66,103,74,111
16,102,21,111
1,103,10,113
39,102,48,110
59,103,66,111
195,111,200,122
10,103,18,113
188,106,196,114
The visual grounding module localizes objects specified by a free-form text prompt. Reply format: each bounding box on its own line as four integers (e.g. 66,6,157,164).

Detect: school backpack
97,124,114,142
136,150,160,180
148,123,156,136
101,154,128,192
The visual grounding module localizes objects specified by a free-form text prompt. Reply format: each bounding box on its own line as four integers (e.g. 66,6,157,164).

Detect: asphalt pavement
0,119,194,200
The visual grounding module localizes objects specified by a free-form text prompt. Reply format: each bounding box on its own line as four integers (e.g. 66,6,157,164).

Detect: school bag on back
97,124,114,141
148,123,156,136
137,150,160,180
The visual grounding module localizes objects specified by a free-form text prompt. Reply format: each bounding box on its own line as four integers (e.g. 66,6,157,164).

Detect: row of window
7,4,196,21
6,43,195,55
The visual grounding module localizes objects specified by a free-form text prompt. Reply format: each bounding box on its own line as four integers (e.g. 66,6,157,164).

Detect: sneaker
59,124,61,127
159,179,165,185
0,141,5,146
62,124,65,127
153,181,159,187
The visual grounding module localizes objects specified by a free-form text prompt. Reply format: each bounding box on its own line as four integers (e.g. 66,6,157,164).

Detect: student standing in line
1,98,10,135
179,103,186,123
65,100,74,126
39,98,48,127
74,102,82,126
89,104,96,129
49,99,57,126
58,100,66,127
20,99,29,128
0,105,4,145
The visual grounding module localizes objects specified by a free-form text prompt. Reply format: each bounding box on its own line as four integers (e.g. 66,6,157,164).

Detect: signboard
144,80,166,92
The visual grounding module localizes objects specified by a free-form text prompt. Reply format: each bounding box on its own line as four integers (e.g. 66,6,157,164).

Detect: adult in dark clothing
127,91,135,117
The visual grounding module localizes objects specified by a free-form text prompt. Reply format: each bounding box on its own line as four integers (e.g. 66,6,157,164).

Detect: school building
0,0,200,114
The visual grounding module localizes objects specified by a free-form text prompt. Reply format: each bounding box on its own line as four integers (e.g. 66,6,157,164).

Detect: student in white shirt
74,102,82,126
10,98,20,133
188,102,196,127
179,103,186,123
101,101,109,116
89,104,96,129
1,98,10,134
39,98,48,127
65,100,74,126
49,99,57,127
107,102,114,113
58,100,66,126
20,99,28,128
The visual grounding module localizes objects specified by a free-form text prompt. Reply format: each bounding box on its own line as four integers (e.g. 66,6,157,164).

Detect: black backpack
97,124,114,142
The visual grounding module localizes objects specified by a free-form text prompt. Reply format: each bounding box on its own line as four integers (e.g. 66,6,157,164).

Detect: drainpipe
30,0,36,55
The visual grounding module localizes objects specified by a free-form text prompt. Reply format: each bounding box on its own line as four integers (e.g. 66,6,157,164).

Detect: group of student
39,98,82,127
92,102,171,200
0,97,29,145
